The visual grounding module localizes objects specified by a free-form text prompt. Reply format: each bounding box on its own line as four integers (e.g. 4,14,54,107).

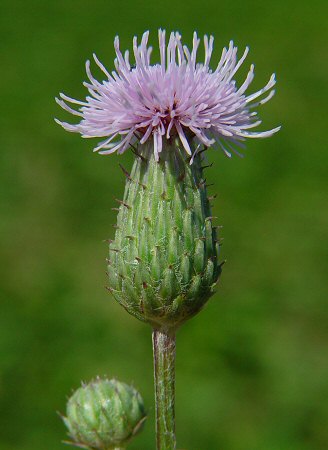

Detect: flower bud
63,377,146,449
107,141,222,331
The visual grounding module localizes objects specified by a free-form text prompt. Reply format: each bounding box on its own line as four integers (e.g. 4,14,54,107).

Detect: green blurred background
1,0,327,449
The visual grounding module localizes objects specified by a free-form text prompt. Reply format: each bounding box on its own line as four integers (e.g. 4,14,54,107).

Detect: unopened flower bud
63,377,146,449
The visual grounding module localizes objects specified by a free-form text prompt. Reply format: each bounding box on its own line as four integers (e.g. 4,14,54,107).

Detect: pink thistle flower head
56,30,280,162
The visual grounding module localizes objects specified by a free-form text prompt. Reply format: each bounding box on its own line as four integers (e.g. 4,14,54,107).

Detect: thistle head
56,30,280,161
62,377,146,450
56,30,280,331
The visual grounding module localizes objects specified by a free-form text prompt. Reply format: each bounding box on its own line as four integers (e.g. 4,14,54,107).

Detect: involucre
107,140,222,331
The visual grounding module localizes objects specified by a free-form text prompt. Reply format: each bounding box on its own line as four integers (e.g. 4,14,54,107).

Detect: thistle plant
56,30,279,449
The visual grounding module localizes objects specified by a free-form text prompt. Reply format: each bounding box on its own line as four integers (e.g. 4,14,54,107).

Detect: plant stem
152,329,176,450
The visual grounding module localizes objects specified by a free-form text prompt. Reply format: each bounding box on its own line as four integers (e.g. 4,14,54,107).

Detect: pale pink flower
56,30,280,161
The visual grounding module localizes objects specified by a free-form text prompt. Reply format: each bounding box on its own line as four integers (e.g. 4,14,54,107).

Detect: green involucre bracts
107,141,222,331
63,378,146,450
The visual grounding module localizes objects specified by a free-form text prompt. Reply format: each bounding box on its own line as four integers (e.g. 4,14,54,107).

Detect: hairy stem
152,329,176,450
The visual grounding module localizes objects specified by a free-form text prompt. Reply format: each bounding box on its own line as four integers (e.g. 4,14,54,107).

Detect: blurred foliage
0,0,328,449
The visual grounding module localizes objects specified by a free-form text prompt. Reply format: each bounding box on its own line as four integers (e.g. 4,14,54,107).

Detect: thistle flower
63,377,146,450
56,30,280,161
56,30,280,332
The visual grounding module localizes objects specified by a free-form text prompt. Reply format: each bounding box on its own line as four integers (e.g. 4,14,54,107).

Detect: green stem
152,329,176,450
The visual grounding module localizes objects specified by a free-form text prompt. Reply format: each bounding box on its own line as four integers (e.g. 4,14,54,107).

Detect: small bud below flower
62,377,146,450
